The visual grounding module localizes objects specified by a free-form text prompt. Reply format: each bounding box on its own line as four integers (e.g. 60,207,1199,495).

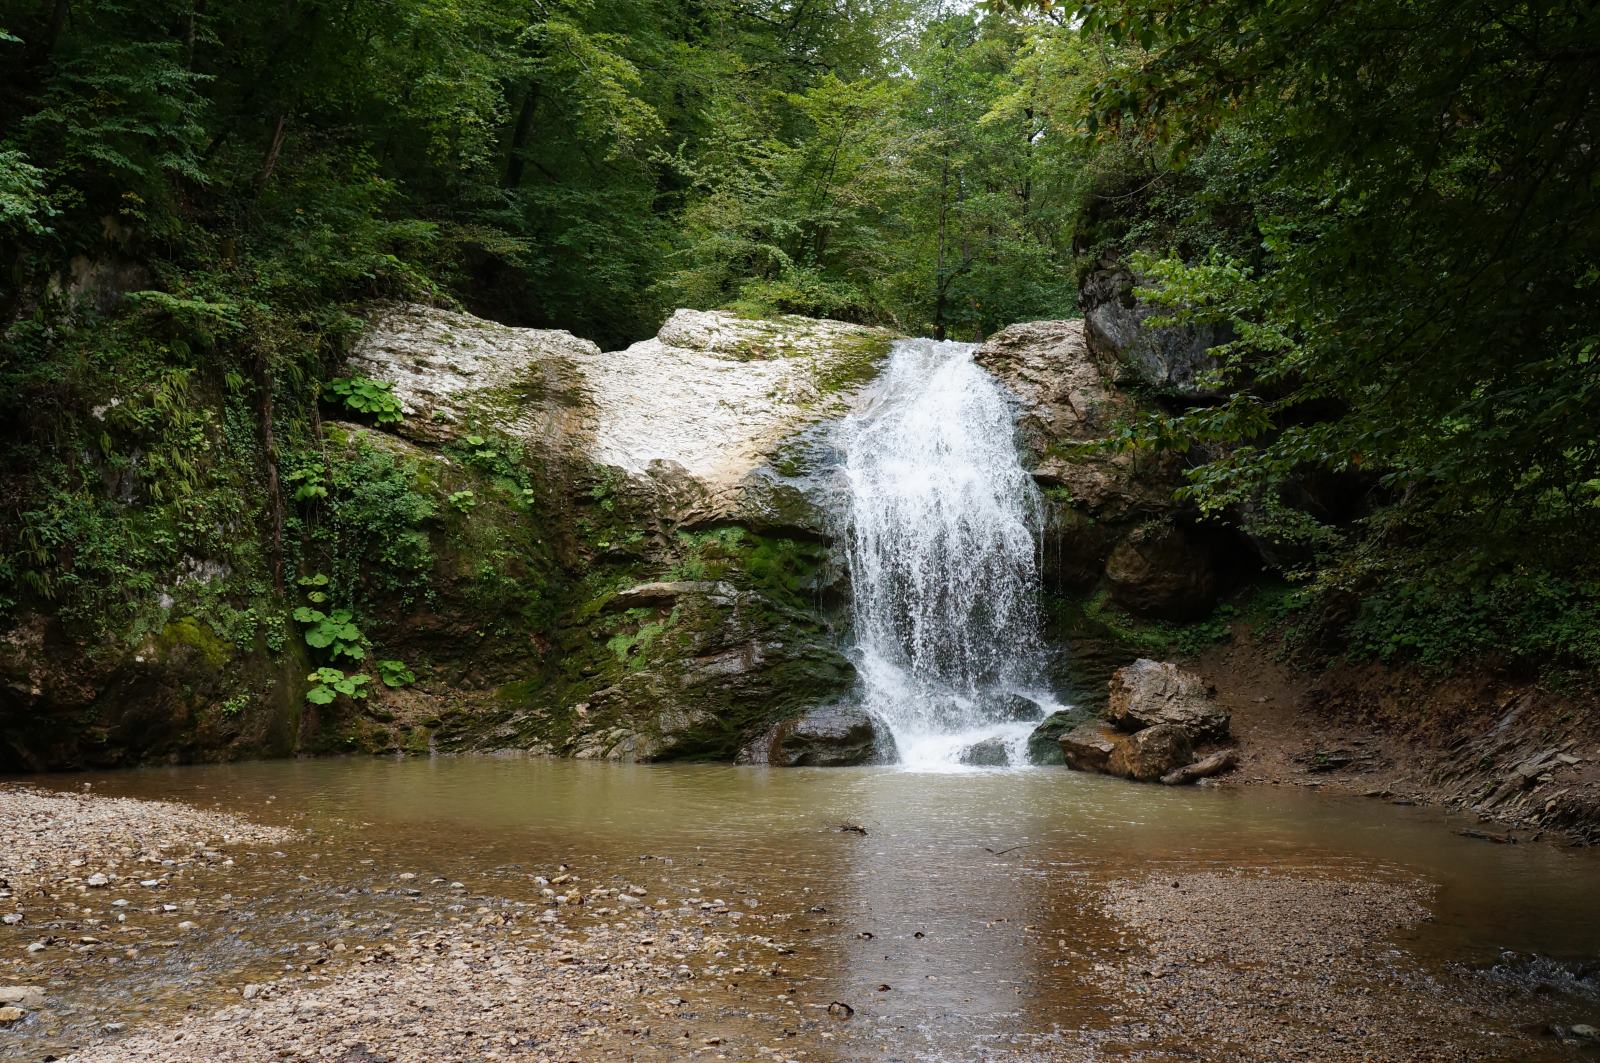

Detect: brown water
5,757,1600,1061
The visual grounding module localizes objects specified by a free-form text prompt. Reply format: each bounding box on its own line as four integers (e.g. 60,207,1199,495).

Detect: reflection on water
5,757,1600,1060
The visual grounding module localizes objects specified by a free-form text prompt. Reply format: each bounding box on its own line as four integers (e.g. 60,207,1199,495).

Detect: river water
7,758,1600,1060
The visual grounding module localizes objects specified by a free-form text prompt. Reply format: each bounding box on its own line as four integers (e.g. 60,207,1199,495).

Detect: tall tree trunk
183,0,205,69
253,114,287,192
504,83,540,188
33,0,70,63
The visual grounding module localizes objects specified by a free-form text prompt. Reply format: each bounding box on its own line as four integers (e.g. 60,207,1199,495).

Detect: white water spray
839,338,1058,769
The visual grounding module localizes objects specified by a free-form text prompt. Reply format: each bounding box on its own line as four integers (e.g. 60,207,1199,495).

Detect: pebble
0,1006,25,1024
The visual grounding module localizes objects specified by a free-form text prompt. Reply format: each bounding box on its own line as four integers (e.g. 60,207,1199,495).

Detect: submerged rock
1106,659,1230,744
738,705,893,767
958,738,1010,766
982,692,1044,722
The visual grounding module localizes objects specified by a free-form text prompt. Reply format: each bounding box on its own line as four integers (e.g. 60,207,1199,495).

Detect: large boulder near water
1107,723,1194,782
1106,659,1230,744
1058,660,1233,785
738,705,893,766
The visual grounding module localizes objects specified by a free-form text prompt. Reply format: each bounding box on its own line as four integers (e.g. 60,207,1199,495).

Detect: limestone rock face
1104,524,1219,621
1080,263,1225,396
973,319,1190,594
1105,659,1230,744
738,704,892,767
353,303,892,531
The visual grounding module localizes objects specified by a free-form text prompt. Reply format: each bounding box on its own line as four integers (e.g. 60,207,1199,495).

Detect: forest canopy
2,0,1598,674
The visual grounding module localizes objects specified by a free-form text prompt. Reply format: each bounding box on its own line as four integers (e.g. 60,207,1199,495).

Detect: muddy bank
1190,631,1600,845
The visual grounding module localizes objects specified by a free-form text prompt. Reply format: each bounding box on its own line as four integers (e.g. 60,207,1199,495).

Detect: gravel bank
62,907,805,1063
1,785,295,898
1097,871,1550,1062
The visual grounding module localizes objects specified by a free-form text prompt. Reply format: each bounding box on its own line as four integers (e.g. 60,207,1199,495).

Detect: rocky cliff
0,305,892,769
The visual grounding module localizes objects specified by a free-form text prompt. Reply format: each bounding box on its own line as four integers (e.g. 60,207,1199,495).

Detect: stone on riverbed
738,705,894,766
959,738,1010,766
1059,661,1231,784
0,987,44,1008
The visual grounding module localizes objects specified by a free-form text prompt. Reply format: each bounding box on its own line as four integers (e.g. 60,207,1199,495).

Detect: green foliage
376,659,416,688
325,378,403,426
447,490,477,513
305,666,371,705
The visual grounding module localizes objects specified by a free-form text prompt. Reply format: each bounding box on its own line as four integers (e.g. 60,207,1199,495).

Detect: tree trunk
504,83,539,188
253,114,287,192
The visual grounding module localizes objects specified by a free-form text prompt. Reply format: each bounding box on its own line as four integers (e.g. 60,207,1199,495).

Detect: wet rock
981,692,1043,722
1027,708,1094,765
1108,724,1194,782
1104,524,1219,621
1106,659,1230,745
974,320,1184,593
958,738,1009,766
739,705,893,766
1059,720,1127,774
606,581,736,611
0,987,44,1008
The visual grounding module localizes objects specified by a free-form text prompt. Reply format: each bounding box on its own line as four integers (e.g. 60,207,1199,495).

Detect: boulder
1080,262,1225,396
959,738,1010,766
981,691,1044,722
1027,707,1094,765
1107,724,1194,782
1059,720,1126,774
1103,523,1219,621
739,705,893,767
1106,659,1230,744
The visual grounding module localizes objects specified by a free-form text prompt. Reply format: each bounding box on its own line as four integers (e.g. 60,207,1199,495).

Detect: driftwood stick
1161,748,1238,786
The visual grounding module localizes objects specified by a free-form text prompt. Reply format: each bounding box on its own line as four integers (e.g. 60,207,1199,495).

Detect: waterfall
839,337,1056,769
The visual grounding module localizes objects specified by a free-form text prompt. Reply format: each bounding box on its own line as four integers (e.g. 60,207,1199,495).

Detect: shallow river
6,757,1600,1061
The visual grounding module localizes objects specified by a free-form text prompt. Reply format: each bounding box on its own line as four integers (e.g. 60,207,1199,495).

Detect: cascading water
839,337,1062,769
